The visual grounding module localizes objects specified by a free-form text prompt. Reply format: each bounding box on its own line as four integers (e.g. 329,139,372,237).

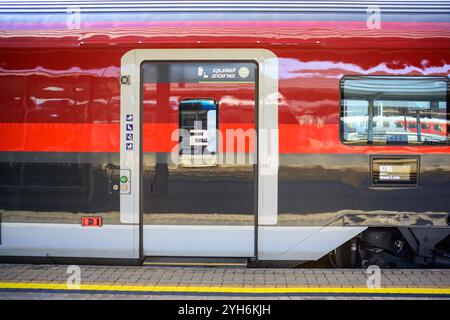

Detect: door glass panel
141,61,257,226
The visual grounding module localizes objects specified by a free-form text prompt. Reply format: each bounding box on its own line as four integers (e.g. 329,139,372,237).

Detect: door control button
119,169,131,194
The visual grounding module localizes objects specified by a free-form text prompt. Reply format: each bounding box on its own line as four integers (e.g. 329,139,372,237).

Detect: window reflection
179,98,218,167
341,77,448,145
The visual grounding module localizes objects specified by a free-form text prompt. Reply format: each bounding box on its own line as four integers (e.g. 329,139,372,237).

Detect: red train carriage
0,0,449,268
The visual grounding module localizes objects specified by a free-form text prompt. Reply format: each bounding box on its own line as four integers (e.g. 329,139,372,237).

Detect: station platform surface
0,263,449,300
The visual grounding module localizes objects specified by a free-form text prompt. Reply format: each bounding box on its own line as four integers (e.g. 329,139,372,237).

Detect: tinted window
179,98,218,167
340,76,449,145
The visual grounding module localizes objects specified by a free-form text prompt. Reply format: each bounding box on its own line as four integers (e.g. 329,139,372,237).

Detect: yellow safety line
0,282,449,295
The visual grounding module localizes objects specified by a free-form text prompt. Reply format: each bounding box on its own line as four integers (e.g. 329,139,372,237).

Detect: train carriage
0,0,449,268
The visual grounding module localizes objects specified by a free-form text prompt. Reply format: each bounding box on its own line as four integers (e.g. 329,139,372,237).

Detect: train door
119,50,278,259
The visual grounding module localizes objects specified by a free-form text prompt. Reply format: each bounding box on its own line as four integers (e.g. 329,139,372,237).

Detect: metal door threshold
143,257,248,267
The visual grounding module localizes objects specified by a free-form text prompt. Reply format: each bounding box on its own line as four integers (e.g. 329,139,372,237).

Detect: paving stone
0,263,449,300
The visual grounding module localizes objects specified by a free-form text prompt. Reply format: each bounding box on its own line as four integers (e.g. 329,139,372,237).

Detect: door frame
119,49,279,259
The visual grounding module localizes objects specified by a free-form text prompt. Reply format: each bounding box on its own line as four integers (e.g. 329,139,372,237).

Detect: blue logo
126,143,133,151
126,124,133,131
126,114,133,122
126,133,133,141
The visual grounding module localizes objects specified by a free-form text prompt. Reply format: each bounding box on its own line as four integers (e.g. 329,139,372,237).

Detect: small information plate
371,156,419,187
81,216,103,227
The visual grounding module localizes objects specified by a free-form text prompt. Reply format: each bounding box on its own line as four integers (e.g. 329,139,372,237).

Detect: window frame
339,75,450,147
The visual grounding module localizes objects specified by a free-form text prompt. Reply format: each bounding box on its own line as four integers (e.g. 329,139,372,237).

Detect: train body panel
0,1,449,267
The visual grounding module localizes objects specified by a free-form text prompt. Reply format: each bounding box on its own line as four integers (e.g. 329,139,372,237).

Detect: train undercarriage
331,226,450,269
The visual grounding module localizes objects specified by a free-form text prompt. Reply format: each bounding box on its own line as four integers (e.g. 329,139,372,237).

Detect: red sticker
81,217,102,227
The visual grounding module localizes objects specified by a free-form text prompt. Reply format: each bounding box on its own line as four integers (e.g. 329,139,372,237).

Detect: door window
179,98,218,167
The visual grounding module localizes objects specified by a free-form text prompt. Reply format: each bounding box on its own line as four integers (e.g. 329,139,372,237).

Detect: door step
143,257,248,268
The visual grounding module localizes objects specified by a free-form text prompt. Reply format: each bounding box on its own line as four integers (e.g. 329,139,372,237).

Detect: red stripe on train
0,123,120,152
1,123,449,154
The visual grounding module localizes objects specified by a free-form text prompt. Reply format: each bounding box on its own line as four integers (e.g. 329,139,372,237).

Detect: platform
0,263,449,300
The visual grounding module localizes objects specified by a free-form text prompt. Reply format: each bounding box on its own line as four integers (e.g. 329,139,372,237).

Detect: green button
120,176,128,183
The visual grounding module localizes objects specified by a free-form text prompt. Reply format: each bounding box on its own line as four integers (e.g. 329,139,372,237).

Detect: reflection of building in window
340,76,448,145
179,99,218,167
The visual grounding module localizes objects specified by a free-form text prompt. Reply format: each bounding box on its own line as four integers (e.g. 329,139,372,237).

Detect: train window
340,76,449,145
178,98,218,167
